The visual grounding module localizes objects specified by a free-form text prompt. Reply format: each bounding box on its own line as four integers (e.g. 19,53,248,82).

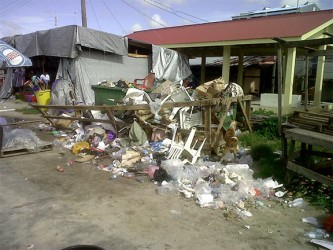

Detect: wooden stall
282,108,333,187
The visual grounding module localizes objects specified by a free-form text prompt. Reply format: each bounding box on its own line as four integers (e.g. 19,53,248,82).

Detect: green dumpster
91,85,127,105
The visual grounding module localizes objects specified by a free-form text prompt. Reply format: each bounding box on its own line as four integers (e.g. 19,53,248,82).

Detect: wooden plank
211,98,232,149
287,161,333,188
237,99,252,132
30,95,253,111
284,128,333,150
0,143,53,158
42,115,113,124
204,105,212,146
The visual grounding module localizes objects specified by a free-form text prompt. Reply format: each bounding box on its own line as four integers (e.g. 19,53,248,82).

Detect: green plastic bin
91,85,127,105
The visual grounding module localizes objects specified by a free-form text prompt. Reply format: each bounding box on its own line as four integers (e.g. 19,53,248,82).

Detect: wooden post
277,47,283,136
237,52,244,87
200,56,206,84
283,47,296,115
222,46,231,84
81,0,88,27
304,51,309,111
314,45,327,106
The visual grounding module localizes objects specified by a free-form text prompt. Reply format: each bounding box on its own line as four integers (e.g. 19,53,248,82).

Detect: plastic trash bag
3,128,44,151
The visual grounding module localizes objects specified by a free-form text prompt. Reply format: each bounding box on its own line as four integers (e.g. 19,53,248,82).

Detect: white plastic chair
167,124,184,160
167,126,206,164
179,107,203,129
181,127,207,164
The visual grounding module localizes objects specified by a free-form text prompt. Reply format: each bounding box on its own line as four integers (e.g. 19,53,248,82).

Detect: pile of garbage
43,116,286,220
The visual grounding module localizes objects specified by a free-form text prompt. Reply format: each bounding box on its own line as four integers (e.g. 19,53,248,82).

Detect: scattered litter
304,228,329,239
56,166,64,172
310,239,333,250
302,217,320,227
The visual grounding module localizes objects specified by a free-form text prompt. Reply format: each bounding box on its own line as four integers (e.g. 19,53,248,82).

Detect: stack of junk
1,76,308,222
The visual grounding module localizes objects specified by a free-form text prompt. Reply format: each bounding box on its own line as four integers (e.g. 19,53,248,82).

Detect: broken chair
133,72,156,91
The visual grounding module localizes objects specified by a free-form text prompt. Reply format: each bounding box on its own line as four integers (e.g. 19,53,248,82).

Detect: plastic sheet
161,159,184,181
152,45,192,82
3,128,45,151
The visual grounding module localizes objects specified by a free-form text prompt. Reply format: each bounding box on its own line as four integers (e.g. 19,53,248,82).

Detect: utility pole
81,0,87,27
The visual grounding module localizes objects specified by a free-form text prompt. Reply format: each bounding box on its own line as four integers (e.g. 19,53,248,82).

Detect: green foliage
288,176,332,212
16,107,40,115
239,132,284,182
253,117,279,139
252,108,275,116
239,132,280,152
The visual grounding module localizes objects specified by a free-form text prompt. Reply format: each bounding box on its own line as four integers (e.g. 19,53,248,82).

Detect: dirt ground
0,100,331,250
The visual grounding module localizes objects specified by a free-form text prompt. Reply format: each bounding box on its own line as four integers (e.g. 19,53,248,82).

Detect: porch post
222,46,231,84
283,47,296,114
237,51,244,87
313,45,326,106
200,56,206,84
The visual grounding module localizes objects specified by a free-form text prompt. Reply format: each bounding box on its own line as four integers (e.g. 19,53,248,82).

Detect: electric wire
101,0,127,34
143,0,209,23
1,0,33,17
89,0,102,30
1,0,23,13
121,0,166,28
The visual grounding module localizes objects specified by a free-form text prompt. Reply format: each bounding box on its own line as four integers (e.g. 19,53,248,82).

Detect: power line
89,0,102,30
1,0,23,13
100,0,127,34
174,10,209,23
143,0,209,23
122,0,166,28
1,0,33,17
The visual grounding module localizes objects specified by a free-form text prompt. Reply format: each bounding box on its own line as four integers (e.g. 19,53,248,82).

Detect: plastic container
156,182,178,195
91,85,126,105
304,229,329,239
288,198,304,207
35,90,51,105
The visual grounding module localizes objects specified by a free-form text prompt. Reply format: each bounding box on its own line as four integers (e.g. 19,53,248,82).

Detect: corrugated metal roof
127,10,333,45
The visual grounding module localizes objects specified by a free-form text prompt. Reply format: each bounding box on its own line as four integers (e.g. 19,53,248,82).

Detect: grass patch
15,107,40,115
239,132,284,182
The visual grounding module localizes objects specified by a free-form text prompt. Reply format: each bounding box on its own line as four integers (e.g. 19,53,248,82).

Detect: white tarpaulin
152,45,191,82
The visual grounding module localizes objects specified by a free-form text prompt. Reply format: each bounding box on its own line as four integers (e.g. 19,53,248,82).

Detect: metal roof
127,10,333,46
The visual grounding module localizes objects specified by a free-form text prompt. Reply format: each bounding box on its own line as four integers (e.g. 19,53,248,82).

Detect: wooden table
282,127,333,187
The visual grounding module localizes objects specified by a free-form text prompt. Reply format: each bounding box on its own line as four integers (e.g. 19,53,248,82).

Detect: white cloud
131,23,144,32
280,0,321,7
150,14,167,28
244,0,268,3
138,0,186,7
0,20,23,37
0,15,52,37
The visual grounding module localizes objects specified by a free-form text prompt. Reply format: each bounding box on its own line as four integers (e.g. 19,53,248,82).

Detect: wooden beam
273,37,333,48
287,161,333,187
237,99,252,132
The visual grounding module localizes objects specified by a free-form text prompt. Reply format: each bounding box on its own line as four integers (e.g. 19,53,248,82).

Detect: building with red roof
127,10,333,113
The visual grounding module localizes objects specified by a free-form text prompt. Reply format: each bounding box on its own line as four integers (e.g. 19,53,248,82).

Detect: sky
1,0,332,38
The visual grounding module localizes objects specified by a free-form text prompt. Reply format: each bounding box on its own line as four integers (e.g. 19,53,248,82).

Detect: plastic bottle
288,198,304,207
156,183,177,195
110,171,123,179
304,229,329,239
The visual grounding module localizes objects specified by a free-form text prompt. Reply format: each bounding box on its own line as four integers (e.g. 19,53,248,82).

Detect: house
127,9,333,114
